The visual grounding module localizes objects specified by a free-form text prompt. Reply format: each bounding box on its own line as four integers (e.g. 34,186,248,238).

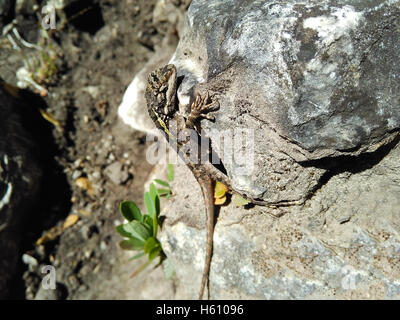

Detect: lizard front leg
185,92,220,130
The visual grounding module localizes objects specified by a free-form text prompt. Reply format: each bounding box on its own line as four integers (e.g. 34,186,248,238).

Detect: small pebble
100,241,107,251
91,171,101,179
93,265,100,273
36,245,46,259
22,254,38,268
108,152,115,162
84,250,94,259
74,159,83,168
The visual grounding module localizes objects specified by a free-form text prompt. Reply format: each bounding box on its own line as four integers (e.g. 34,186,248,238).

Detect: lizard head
145,64,178,124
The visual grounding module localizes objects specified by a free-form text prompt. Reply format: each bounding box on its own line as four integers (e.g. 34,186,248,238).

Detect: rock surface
0,85,42,298
170,0,400,203
115,0,400,300
160,139,400,299
144,0,400,299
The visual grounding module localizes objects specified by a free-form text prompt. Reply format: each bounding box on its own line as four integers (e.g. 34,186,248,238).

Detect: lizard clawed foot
187,92,220,127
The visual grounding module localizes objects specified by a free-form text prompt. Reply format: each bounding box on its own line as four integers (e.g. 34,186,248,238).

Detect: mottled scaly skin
145,64,219,299
194,174,214,300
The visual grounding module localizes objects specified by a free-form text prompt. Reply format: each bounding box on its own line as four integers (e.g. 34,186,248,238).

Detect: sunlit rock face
155,0,400,300
171,0,400,203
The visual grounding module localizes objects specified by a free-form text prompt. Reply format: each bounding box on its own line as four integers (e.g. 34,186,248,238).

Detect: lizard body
145,64,219,299
144,64,288,299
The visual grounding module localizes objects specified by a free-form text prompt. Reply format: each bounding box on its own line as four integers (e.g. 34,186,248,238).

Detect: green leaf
154,179,170,188
148,246,162,261
167,164,174,182
232,194,250,207
144,192,156,219
153,215,158,237
129,252,146,261
150,183,161,236
163,258,175,279
120,201,142,222
115,224,132,238
120,220,152,242
142,215,154,233
119,239,145,251
149,183,160,216
144,237,158,254
156,188,170,196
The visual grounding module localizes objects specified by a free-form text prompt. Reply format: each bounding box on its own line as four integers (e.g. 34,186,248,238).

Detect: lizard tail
198,177,215,300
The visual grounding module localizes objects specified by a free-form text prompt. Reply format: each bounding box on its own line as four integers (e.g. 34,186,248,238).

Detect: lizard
145,64,221,300
144,64,289,299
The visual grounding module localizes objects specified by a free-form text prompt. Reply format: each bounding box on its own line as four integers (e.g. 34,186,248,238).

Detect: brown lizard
145,64,221,300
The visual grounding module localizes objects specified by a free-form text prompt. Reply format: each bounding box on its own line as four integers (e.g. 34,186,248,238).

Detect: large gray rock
152,0,400,300
161,143,400,299
170,0,400,203
118,0,400,299
0,85,42,299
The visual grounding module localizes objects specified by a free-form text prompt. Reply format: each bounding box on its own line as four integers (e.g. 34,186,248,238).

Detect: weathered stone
118,0,400,299
104,161,129,185
153,0,400,300
160,141,400,299
171,0,400,203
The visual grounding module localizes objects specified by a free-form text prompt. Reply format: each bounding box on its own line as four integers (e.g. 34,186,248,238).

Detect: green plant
31,25,60,85
153,164,174,199
115,165,175,279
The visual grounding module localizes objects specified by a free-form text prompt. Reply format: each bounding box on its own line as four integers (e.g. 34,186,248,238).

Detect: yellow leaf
214,181,228,199
63,214,79,229
39,108,63,131
35,226,62,245
214,195,227,205
78,209,92,217
36,236,46,246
